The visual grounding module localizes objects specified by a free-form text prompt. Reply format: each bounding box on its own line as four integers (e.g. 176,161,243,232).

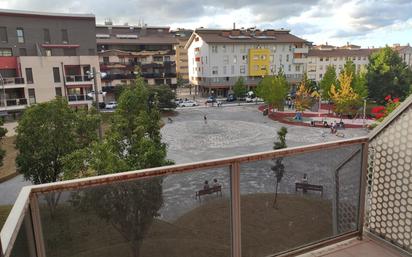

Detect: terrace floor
299,235,408,257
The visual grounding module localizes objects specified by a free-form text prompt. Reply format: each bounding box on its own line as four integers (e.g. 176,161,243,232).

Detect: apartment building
96,23,178,98
172,29,192,83
306,43,376,82
0,9,102,112
186,28,309,97
393,44,412,68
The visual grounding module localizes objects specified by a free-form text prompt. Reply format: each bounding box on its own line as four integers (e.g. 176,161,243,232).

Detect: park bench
310,120,329,127
195,186,222,201
295,183,323,197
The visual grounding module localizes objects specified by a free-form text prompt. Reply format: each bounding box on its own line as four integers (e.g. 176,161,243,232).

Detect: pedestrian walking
204,114,207,124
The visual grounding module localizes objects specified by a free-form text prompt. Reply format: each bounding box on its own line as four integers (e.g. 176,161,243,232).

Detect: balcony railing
67,95,92,102
0,98,28,107
0,77,25,85
1,137,370,257
102,74,136,80
65,75,92,83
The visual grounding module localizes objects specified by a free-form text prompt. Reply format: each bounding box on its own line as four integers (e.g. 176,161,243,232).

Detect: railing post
357,142,369,240
230,162,241,257
30,195,47,257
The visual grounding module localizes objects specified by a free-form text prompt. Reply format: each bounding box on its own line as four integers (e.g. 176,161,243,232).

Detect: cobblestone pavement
159,105,367,221
1,105,368,225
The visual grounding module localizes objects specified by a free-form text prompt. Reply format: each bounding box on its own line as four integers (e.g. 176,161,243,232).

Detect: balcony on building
64,65,93,86
3,94,412,257
0,77,26,89
0,88,28,111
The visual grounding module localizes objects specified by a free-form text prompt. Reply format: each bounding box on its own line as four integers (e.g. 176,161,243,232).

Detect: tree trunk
273,181,279,208
130,240,142,257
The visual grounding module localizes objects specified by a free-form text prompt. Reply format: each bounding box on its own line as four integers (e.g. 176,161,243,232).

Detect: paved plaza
1,105,368,225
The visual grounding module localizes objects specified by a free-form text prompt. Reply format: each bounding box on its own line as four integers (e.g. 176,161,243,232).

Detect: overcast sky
1,0,411,47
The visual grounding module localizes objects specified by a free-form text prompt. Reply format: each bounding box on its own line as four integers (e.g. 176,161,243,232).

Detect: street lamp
86,67,107,140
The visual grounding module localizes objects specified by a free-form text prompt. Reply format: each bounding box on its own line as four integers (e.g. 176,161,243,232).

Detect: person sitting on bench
203,180,210,190
212,178,220,188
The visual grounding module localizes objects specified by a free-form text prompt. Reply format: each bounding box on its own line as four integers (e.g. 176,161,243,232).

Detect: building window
45,49,52,56
279,55,282,62
0,27,7,43
0,48,12,56
25,68,34,84
55,87,62,97
231,65,234,74
240,65,245,74
286,54,289,62
195,57,200,62
212,66,218,75
334,57,337,61
222,45,226,52
319,74,323,79
164,56,171,61
363,57,366,60
319,65,323,70
231,45,235,53
254,65,259,71
16,28,24,43
261,55,266,60
61,29,69,43
295,65,300,72
325,57,329,61
240,45,246,53
288,64,291,72
28,88,36,104
223,55,229,65
233,55,237,64
223,66,227,75
212,45,218,53
19,48,27,56
253,55,259,60
63,48,76,56
270,55,274,62
242,55,247,62
44,29,50,43
289,45,292,51
53,67,61,83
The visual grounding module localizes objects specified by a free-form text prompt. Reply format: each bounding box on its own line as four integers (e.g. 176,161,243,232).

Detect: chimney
233,22,236,30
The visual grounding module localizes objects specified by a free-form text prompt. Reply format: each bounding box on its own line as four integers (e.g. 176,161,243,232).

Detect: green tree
64,77,173,257
352,68,368,99
148,85,177,110
256,75,289,113
233,77,247,104
367,46,412,102
320,65,337,100
0,119,7,166
271,127,288,208
15,98,99,215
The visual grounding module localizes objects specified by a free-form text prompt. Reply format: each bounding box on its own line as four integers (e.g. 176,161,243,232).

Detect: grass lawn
37,193,333,257
0,136,17,182
0,205,13,228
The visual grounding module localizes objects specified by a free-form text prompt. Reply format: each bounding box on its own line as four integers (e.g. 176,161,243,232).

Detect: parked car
206,96,216,103
179,100,198,107
105,101,118,109
226,94,236,102
245,96,254,102
175,98,183,105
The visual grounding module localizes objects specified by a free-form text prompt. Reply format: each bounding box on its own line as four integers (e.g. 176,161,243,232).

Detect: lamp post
363,98,367,128
87,67,107,140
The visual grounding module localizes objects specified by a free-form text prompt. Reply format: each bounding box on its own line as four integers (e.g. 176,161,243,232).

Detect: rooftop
0,8,95,19
188,28,308,45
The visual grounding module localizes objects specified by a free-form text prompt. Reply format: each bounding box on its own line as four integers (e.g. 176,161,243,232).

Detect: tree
330,71,361,117
64,77,173,257
0,119,7,166
352,68,368,99
367,46,412,102
148,85,177,110
233,77,247,104
271,127,288,208
320,65,337,100
295,74,320,112
15,98,99,215
256,75,289,113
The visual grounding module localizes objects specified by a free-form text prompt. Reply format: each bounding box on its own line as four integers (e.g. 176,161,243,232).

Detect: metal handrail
0,136,368,257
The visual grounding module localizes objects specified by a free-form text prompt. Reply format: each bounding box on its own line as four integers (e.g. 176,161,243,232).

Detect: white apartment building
186,28,310,97
306,44,376,82
393,44,412,68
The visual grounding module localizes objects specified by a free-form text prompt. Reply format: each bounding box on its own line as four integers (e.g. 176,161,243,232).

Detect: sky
0,0,411,47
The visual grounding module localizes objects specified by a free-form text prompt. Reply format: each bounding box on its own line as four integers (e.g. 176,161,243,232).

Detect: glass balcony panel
240,144,363,257
36,167,231,257
9,211,36,257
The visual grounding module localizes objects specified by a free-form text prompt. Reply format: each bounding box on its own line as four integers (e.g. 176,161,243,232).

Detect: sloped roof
307,48,379,57
96,26,178,45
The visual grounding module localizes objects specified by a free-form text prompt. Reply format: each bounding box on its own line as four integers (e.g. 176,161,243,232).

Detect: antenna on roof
233,22,236,29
